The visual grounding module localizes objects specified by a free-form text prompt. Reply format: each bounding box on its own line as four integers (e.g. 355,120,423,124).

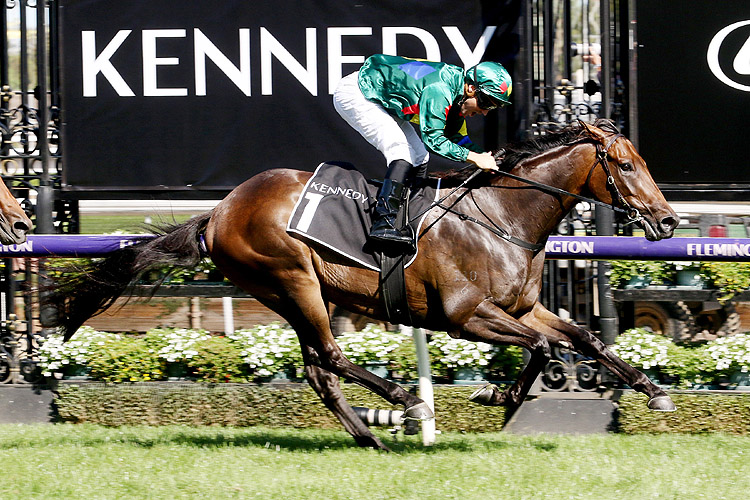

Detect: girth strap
380,252,412,325
378,190,413,326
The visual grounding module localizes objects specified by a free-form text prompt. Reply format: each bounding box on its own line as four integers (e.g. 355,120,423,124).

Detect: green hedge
55,382,509,433
617,392,750,435
55,383,750,435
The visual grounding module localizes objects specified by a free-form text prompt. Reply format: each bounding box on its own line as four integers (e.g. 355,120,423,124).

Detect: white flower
37,326,120,373
707,333,750,373
611,329,670,369
231,322,301,375
337,324,409,365
428,332,496,369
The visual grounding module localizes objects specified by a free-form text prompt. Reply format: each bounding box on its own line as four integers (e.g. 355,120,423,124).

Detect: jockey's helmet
465,62,512,107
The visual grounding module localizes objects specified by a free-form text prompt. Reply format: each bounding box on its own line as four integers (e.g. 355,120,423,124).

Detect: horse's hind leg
304,363,391,451
251,277,431,421
519,302,676,411
288,305,430,420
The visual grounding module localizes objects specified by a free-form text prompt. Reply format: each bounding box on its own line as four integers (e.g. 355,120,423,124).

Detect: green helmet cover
465,62,512,106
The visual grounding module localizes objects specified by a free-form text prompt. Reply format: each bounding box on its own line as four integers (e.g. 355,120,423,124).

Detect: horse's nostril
14,220,30,232
661,216,679,232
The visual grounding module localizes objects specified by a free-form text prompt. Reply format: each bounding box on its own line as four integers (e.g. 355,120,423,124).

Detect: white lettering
194,28,251,96
442,26,496,67
82,30,135,97
261,27,317,96
80,26,498,97
307,182,368,203
0,240,33,253
142,29,188,96
296,192,324,232
545,240,595,254
327,27,372,94
382,27,441,61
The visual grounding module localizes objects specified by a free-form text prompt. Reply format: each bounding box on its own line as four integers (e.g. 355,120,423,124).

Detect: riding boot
369,159,415,248
406,162,429,191
369,178,413,248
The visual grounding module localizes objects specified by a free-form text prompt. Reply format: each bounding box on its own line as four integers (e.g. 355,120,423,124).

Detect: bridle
496,132,643,226
411,131,645,252
583,132,644,225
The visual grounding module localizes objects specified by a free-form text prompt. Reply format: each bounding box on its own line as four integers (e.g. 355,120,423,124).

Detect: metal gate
519,0,631,392
1,0,75,384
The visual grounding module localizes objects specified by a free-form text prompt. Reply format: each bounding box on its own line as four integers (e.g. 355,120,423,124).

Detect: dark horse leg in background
248,297,427,451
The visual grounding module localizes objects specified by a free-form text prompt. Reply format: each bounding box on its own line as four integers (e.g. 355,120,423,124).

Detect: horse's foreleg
304,363,391,451
458,300,552,408
521,302,676,411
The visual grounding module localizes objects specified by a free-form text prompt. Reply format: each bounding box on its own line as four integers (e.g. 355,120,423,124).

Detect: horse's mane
435,118,618,186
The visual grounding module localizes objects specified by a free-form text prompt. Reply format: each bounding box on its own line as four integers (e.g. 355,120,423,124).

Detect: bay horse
0,176,31,244
48,119,679,450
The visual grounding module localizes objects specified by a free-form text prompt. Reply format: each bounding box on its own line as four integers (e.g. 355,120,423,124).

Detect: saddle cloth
286,162,440,271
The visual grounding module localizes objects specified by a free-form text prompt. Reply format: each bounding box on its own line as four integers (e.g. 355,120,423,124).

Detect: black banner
59,0,521,194
635,0,750,187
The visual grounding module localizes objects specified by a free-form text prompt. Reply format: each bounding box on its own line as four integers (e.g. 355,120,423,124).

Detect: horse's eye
620,162,634,172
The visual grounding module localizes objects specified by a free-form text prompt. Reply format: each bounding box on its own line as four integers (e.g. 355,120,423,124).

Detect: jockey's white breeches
333,72,429,167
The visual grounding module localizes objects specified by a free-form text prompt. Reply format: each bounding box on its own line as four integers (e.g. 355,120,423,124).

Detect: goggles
474,90,502,111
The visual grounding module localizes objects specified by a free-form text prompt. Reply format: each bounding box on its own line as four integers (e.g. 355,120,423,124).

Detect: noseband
585,133,643,225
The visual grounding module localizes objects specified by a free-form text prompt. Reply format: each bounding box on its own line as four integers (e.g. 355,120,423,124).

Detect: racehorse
48,119,679,450
0,177,31,244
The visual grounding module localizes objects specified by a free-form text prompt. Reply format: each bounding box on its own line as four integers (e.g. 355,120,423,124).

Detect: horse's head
0,178,32,245
581,120,679,241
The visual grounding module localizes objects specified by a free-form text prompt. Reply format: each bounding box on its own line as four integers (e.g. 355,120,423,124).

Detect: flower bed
38,322,750,390
611,328,750,388
38,324,522,384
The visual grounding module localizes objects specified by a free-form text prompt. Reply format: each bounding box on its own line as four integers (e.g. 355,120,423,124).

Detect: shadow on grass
0,426,559,454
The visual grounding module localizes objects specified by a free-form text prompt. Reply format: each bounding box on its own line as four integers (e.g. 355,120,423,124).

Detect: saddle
286,162,440,324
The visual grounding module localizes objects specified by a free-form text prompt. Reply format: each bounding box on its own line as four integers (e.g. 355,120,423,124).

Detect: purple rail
0,235,749,261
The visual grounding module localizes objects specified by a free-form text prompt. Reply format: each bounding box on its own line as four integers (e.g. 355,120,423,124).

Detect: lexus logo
707,20,750,91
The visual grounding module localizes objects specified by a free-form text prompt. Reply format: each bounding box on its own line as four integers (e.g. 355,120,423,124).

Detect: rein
498,133,641,224
409,170,544,252
409,132,643,252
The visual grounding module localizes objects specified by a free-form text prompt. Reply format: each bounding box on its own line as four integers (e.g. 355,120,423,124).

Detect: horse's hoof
354,435,391,452
469,383,498,406
403,402,434,421
648,395,676,412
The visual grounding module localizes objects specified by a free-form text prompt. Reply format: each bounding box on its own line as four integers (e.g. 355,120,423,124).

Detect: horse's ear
578,119,594,136
578,120,607,142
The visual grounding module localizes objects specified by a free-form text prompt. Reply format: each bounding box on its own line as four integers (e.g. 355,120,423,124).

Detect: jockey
333,54,512,249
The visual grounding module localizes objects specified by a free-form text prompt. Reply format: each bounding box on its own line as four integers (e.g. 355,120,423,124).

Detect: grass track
2,424,748,500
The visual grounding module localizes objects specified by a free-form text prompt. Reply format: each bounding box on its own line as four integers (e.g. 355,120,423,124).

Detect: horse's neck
480,144,592,244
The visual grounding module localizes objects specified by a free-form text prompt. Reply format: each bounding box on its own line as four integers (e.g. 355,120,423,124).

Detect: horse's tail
47,210,214,341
